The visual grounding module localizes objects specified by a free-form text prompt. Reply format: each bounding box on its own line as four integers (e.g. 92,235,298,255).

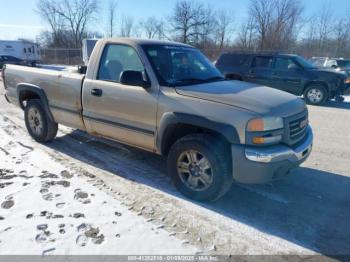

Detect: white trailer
82,39,98,65
0,39,41,65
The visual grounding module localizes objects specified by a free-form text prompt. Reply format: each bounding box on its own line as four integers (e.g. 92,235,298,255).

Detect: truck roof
100,38,193,48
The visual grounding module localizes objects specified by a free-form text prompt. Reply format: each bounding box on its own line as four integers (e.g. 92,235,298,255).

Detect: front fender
156,112,240,154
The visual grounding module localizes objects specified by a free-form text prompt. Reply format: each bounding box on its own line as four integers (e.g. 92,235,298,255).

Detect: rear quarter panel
4,65,86,130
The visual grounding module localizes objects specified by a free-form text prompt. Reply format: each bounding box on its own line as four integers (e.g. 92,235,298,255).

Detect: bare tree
196,5,216,45
299,4,344,57
170,0,210,44
215,9,234,49
120,15,134,37
107,0,117,37
36,0,98,48
139,17,162,39
236,16,257,50
247,0,303,50
37,0,67,47
333,17,350,57
316,3,334,52
248,0,274,50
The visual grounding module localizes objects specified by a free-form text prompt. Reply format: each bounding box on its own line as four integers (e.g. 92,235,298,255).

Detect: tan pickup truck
2,38,313,201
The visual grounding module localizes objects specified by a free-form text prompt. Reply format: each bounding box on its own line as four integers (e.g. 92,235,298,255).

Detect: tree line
36,0,350,59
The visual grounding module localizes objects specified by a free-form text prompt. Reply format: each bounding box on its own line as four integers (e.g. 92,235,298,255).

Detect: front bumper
231,127,313,184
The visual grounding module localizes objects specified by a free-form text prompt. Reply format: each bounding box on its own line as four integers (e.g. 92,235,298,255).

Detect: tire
304,84,328,105
167,134,233,202
24,99,58,143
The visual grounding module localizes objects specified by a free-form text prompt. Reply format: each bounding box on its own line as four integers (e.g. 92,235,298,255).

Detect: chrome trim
245,126,313,163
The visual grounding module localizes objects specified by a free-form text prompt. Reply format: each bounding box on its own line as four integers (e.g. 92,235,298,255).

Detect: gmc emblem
300,119,308,128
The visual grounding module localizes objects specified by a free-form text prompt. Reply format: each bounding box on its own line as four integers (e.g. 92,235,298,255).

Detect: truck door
82,43,158,151
244,56,273,87
270,57,304,94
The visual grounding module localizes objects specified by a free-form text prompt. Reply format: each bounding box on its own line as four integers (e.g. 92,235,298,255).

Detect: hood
308,67,347,77
175,80,306,117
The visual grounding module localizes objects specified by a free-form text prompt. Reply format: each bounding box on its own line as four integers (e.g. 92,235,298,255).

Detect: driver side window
97,44,144,83
275,58,299,70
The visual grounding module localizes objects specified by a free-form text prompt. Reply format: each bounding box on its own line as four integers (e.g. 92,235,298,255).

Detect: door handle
91,88,103,97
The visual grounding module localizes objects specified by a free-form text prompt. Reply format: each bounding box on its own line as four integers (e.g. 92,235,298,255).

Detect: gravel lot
0,80,349,257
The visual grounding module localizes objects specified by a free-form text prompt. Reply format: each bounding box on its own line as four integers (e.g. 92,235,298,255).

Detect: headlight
247,117,284,132
246,117,284,145
344,77,350,84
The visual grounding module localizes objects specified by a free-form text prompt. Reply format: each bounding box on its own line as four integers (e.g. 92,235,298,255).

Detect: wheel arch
303,81,330,94
17,83,55,122
156,112,240,156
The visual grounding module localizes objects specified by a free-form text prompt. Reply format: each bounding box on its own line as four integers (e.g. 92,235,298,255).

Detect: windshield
296,56,317,69
336,60,350,68
142,44,224,86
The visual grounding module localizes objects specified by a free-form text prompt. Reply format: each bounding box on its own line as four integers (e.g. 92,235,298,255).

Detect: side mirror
120,70,150,88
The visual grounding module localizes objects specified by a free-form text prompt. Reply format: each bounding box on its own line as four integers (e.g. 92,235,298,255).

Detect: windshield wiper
176,78,206,83
205,76,225,82
173,78,207,86
175,76,225,84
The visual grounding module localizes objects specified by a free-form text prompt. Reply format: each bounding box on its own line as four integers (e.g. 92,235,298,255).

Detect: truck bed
3,64,86,130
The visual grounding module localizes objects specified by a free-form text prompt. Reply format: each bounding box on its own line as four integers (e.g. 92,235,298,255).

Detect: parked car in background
329,59,350,75
2,38,313,201
308,57,337,68
215,52,350,105
309,57,350,74
0,55,24,69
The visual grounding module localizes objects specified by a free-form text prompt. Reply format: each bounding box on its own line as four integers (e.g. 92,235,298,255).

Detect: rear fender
17,83,55,122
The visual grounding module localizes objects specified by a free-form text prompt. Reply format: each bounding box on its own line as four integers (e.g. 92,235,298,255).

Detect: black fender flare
303,81,330,93
17,83,55,122
156,112,240,154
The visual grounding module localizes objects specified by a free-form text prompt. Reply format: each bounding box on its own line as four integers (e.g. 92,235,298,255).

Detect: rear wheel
24,99,58,143
304,84,328,105
167,134,233,202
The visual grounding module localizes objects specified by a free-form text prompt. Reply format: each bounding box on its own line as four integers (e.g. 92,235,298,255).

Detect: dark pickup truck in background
215,52,350,105
0,55,24,70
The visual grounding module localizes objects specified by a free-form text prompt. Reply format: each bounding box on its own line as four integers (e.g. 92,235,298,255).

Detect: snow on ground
1,87,349,256
0,98,316,257
0,117,197,255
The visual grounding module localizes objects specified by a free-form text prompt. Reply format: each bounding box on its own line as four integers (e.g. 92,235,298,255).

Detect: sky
0,0,349,41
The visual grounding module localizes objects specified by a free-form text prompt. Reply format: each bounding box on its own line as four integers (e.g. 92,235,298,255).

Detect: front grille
285,112,308,145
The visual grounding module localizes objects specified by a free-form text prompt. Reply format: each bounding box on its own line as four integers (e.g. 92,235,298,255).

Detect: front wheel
167,134,233,202
24,99,58,143
304,85,328,105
